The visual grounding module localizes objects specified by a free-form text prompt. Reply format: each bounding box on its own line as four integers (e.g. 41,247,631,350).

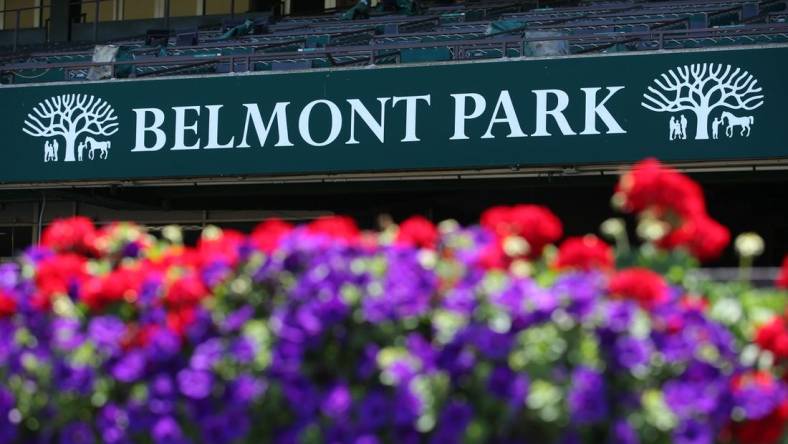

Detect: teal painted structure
1,45,786,184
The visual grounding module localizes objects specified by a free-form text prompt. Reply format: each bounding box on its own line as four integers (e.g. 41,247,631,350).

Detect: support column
113,0,125,21
33,0,42,27
154,0,165,18
49,0,71,42
250,0,283,17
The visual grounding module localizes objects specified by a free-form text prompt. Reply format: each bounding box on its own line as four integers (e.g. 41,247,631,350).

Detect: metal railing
0,0,265,52
3,23,788,83
0,0,118,51
1,3,50,52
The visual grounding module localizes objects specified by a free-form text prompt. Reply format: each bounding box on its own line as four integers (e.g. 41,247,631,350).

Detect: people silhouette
78,142,85,161
44,141,51,162
712,117,722,140
680,115,688,140
669,116,677,141
52,140,59,161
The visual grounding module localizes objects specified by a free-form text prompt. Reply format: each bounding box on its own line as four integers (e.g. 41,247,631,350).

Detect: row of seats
1,0,787,84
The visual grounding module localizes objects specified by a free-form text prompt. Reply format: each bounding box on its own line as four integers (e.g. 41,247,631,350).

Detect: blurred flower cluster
0,158,786,444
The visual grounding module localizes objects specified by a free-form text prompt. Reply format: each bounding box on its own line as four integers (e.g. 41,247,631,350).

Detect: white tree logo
641,63,764,141
23,94,118,163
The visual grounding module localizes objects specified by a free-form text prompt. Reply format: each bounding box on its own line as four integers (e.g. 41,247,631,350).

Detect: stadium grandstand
0,0,785,272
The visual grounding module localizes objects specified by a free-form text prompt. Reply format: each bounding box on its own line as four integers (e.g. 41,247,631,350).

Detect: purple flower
60,421,95,444
111,350,146,383
177,369,213,399
441,287,476,315
394,387,423,426
469,326,513,360
202,261,231,287
222,305,254,332
611,419,639,444
559,430,581,444
321,383,352,418
603,301,637,333
664,363,729,419
137,278,163,308
488,365,529,407
406,333,436,373
354,436,381,444
437,339,476,378
0,264,19,290
0,388,15,443
152,373,175,397
361,249,437,322
231,374,266,404
229,336,257,364
553,272,604,320
58,363,95,395
23,245,53,264
357,391,390,431
614,337,651,370
190,338,223,371
146,328,181,362
121,241,142,258
199,409,251,444
281,376,319,418
152,416,186,444
674,418,713,444
88,316,125,355
568,366,608,424
358,344,380,379
53,318,84,351
430,401,472,444
733,374,786,420
494,278,558,325
97,403,130,444
148,373,177,415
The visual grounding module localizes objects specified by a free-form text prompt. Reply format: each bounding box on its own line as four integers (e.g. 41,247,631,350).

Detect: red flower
616,158,706,219
659,215,730,262
41,216,98,255
197,229,246,267
477,239,507,270
679,294,709,312
307,216,360,242
395,216,439,250
554,235,614,271
755,317,788,360
164,274,209,309
777,256,788,289
34,253,88,309
480,206,513,237
480,204,563,258
731,399,788,444
251,219,293,253
0,291,17,318
166,306,197,336
120,323,163,350
153,247,201,271
608,267,669,308
80,266,142,312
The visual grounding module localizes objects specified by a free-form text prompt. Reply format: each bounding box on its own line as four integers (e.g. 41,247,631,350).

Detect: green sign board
1,45,787,184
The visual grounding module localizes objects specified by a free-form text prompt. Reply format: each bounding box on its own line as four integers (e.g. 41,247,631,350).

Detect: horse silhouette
85,136,111,160
721,111,754,138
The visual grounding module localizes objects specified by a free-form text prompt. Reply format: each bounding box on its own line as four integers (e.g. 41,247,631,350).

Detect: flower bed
0,159,786,444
